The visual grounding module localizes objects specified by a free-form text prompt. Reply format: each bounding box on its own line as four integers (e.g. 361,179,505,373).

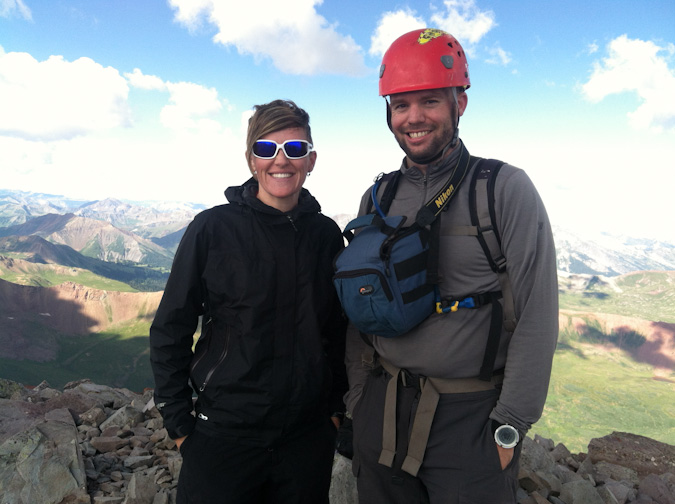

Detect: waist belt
378,358,504,477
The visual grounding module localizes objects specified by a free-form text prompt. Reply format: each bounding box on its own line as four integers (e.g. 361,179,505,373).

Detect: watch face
495,425,519,448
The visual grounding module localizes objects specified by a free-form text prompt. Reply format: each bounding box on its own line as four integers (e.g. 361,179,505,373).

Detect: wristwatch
494,424,520,449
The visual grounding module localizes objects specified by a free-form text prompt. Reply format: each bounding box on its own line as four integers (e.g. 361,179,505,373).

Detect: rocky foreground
0,379,673,504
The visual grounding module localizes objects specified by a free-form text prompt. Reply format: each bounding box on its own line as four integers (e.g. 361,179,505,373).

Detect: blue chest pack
333,146,471,339
333,148,517,379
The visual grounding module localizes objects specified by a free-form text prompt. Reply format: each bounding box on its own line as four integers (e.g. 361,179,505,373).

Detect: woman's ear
308,151,317,173
246,152,257,177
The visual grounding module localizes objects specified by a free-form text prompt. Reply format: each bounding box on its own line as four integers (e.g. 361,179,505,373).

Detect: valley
0,189,674,454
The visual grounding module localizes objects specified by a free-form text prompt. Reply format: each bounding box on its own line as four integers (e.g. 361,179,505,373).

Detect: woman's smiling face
248,127,316,212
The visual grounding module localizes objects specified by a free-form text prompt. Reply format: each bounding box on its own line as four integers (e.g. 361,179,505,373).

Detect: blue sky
1,0,674,241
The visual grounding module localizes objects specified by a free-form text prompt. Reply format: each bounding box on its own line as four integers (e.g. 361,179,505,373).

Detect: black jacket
150,179,347,446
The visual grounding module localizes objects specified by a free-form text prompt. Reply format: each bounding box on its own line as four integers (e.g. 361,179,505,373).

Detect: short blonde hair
246,99,313,165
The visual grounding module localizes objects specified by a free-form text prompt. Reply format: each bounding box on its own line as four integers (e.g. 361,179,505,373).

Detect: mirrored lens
283,141,308,158
252,141,278,158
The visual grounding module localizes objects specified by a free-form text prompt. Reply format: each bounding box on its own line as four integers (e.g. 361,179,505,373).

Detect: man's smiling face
389,87,467,170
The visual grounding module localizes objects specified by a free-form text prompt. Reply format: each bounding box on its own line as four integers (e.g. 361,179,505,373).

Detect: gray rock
603,480,638,504
91,436,130,453
122,469,160,504
589,432,675,478
0,408,88,504
637,473,675,504
329,454,358,504
561,479,605,504
1,380,673,504
101,405,145,431
595,460,640,486
521,435,557,473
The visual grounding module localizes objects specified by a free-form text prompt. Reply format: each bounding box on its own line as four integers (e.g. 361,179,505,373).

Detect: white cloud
485,45,511,66
161,81,223,132
582,35,675,132
0,50,132,141
0,0,31,20
430,0,496,46
369,0,497,59
0,128,243,206
125,68,167,91
168,0,367,76
124,68,227,133
369,10,426,58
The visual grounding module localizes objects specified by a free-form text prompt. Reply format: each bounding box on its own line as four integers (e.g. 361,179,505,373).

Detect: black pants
352,368,520,504
176,420,337,504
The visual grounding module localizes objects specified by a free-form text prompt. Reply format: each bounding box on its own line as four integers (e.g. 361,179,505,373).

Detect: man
344,28,559,503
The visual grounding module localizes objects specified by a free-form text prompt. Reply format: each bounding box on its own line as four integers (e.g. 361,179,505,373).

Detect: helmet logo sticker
418,28,448,44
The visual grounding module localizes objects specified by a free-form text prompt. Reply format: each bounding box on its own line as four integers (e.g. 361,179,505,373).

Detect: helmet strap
386,98,393,132
449,87,460,148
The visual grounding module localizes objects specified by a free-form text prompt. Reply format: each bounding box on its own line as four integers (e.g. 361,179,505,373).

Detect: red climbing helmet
379,28,471,96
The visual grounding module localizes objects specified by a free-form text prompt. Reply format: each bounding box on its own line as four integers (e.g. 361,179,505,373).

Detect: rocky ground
0,378,673,504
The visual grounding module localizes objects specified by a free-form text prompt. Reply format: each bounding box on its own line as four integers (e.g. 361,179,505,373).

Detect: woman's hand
174,436,187,450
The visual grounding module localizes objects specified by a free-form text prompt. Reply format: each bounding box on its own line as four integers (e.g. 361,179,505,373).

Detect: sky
1,0,674,242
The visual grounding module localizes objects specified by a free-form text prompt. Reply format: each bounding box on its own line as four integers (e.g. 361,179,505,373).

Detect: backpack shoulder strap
367,171,401,216
469,158,517,332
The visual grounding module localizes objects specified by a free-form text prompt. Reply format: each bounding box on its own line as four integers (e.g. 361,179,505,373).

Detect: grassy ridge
1,265,138,292
0,320,155,393
559,271,675,323
530,340,675,453
536,273,675,452
1,270,674,453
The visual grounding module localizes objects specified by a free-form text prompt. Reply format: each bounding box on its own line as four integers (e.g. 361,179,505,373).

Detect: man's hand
496,444,514,470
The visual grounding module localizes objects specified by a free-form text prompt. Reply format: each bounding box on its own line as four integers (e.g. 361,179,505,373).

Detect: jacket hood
224,177,322,218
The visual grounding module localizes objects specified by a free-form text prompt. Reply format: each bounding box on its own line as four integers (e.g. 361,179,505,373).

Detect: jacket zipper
192,319,231,393
189,317,212,376
286,215,298,231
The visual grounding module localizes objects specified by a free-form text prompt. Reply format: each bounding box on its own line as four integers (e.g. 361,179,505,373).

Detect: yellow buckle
436,300,460,313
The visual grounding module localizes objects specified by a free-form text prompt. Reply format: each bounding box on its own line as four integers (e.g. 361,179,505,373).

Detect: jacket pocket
190,319,231,393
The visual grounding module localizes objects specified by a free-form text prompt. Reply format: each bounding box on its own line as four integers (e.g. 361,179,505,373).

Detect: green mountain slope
531,339,675,453
0,269,673,453
0,235,168,291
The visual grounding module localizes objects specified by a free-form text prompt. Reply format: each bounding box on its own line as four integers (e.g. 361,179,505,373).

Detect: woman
149,99,347,503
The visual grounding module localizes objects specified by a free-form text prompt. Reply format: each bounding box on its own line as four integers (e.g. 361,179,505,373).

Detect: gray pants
352,367,520,504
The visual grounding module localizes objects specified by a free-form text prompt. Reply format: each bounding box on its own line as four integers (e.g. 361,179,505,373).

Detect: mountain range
3,188,675,280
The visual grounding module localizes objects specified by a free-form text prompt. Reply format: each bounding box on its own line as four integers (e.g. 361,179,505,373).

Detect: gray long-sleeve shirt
344,142,559,434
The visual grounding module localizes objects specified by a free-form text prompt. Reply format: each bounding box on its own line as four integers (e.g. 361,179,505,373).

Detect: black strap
379,171,401,215
480,293,504,381
469,158,506,273
415,143,471,227
370,142,472,223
